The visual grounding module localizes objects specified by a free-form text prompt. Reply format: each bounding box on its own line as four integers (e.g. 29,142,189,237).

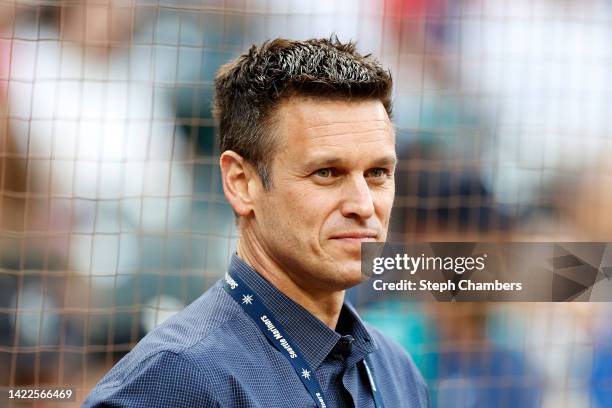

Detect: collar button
338,335,355,351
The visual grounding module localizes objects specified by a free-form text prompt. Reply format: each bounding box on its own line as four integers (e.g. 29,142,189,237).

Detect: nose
340,174,375,220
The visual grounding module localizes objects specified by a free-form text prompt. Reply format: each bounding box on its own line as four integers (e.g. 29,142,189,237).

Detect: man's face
249,96,396,292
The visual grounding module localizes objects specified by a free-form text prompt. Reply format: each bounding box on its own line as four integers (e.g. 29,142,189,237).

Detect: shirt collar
229,254,378,369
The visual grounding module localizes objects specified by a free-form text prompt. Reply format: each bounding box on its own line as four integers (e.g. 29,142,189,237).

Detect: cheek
375,188,395,219
285,186,337,237
263,186,323,231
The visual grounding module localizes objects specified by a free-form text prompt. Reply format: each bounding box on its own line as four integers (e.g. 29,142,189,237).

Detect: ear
220,151,257,217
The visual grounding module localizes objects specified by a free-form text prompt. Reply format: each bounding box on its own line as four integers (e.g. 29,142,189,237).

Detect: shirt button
338,335,355,352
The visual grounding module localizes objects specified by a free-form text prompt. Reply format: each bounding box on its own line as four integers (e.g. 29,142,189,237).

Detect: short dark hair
214,36,393,189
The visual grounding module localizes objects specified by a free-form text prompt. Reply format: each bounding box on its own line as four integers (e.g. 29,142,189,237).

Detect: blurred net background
1,0,612,406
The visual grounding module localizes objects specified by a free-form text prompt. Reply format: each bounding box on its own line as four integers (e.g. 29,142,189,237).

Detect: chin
330,261,366,289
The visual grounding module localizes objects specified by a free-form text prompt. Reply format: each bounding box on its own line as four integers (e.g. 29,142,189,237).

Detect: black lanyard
222,270,385,408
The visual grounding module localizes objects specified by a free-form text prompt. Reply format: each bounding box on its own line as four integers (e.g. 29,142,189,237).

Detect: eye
366,168,388,178
314,168,337,178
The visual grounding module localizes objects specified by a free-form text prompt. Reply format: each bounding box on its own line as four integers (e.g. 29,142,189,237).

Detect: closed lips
329,232,377,240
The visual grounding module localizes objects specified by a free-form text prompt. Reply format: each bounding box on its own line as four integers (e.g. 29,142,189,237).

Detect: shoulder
365,323,430,406
84,281,251,407
83,350,220,407
107,280,240,367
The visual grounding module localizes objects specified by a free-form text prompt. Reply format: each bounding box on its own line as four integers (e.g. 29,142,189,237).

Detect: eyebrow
304,154,398,169
372,154,398,168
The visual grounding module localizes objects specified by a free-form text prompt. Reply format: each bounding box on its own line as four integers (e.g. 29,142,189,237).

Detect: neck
236,237,344,330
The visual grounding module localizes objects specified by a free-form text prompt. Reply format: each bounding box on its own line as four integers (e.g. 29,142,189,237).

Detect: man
84,37,429,408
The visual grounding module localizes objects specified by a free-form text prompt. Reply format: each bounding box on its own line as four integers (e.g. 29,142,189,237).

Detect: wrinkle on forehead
301,118,395,153
303,123,394,144
272,96,394,152
276,96,389,124
305,118,391,135
304,118,391,130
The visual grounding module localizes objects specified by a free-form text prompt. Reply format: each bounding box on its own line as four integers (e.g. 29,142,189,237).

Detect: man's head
216,37,396,291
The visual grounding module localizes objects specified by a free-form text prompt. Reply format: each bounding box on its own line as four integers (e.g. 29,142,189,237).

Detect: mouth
329,231,378,242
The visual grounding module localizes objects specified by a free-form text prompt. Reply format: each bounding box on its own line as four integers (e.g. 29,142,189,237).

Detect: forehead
271,96,395,157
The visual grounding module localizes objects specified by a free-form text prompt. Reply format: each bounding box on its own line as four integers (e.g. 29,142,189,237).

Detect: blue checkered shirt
83,255,429,407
